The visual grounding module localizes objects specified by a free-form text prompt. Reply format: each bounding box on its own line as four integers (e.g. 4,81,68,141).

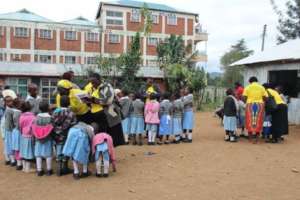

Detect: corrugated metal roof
0,62,85,77
98,0,197,18
0,62,164,78
231,39,300,66
0,9,53,23
62,16,98,27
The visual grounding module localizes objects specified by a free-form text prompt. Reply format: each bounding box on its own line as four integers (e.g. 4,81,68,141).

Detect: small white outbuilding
231,39,300,125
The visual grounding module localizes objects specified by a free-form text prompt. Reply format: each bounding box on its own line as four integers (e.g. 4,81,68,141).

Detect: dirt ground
1,112,300,200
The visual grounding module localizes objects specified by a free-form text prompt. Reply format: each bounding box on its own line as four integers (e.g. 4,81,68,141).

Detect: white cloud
0,0,288,72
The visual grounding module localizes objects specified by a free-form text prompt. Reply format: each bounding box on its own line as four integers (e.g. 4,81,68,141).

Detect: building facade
0,1,208,103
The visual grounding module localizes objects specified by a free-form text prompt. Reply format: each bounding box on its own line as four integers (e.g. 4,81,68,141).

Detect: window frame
64,56,76,64
39,29,52,39
0,27,4,36
106,10,123,18
39,55,52,63
130,9,141,22
108,34,120,44
86,32,99,42
14,27,29,38
64,31,77,41
6,77,29,99
86,57,97,65
167,14,177,26
40,78,58,105
151,14,159,24
148,37,158,46
106,10,123,26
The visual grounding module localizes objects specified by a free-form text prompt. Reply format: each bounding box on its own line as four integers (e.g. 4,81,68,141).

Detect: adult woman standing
264,84,289,143
88,73,124,147
243,77,268,142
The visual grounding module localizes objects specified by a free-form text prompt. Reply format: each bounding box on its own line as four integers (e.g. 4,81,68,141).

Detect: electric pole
261,24,267,51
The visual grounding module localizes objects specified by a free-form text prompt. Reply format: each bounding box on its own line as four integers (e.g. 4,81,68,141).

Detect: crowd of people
0,71,195,180
221,77,289,143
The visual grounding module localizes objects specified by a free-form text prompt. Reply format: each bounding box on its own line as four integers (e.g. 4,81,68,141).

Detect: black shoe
46,170,53,176
172,140,180,144
125,142,130,145
16,165,23,171
138,141,143,146
73,173,80,180
56,161,62,176
61,161,72,175
186,139,192,143
132,141,137,145
81,171,91,178
103,173,109,178
96,173,103,178
37,170,44,176
5,161,10,166
164,141,170,145
10,162,16,167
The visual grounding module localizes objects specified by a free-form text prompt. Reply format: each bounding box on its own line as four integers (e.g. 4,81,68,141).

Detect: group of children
1,87,116,180
118,87,195,146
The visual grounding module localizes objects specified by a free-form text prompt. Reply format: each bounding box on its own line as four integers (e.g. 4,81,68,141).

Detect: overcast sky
0,0,287,72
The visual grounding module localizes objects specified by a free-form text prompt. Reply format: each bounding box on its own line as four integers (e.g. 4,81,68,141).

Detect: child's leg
181,130,187,140
151,129,157,143
138,134,143,145
148,130,152,144
187,130,193,141
9,153,16,165
46,157,52,171
103,151,110,176
124,133,129,144
72,160,79,175
82,164,88,174
15,151,22,169
22,160,26,171
96,157,102,175
36,157,43,172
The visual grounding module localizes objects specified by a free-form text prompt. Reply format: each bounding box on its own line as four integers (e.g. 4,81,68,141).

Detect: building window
106,11,123,17
65,56,76,64
106,19,123,25
108,34,120,43
167,14,177,25
131,9,141,22
64,31,77,40
39,29,52,39
15,27,29,37
11,54,21,61
41,78,57,104
106,10,123,25
148,37,158,46
6,78,29,99
0,53,4,61
39,55,52,63
86,57,97,65
151,14,159,24
86,32,99,42
0,27,4,36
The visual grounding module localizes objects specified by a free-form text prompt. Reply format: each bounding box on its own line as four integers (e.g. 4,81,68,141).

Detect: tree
220,39,253,87
188,67,207,110
271,0,300,43
119,32,142,91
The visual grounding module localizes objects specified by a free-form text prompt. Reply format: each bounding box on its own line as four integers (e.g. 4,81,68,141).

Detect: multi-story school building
0,0,208,103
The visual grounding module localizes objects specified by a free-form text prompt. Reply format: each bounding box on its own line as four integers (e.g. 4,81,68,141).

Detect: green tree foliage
119,32,142,91
220,39,253,87
271,0,300,43
140,3,153,36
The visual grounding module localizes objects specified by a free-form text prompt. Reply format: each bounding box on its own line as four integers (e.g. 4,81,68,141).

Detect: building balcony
194,31,208,42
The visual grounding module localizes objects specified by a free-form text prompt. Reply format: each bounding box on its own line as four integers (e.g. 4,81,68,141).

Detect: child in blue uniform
130,93,145,145
11,99,22,170
158,92,173,145
119,89,132,144
63,122,94,180
182,87,194,143
172,93,184,144
32,101,54,176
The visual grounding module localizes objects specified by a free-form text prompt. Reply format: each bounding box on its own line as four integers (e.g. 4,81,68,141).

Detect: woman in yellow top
56,79,93,124
242,76,268,142
264,83,289,143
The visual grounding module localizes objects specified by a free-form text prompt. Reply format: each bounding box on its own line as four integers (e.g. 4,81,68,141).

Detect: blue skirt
130,117,145,134
121,117,131,135
11,128,21,151
63,128,90,165
223,116,237,132
159,115,172,135
95,143,110,161
172,117,182,135
34,139,53,158
20,136,35,160
146,124,158,132
183,111,194,130
4,130,13,155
